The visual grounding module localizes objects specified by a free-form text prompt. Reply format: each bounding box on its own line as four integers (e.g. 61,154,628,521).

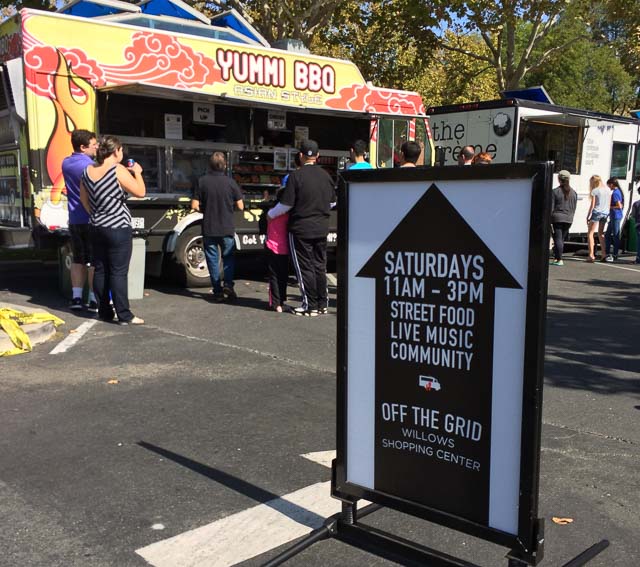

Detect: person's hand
129,162,143,176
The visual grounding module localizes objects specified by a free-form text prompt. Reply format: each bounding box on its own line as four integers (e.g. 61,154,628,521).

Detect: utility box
58,237,146,300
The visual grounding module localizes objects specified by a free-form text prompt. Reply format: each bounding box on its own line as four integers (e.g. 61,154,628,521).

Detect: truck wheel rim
184,236,209,278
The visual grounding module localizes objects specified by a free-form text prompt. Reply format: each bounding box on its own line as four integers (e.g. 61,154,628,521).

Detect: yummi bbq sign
334,164,551,559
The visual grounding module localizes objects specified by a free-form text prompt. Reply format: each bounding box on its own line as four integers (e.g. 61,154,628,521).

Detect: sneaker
117,316,144,326
70,297,83,310
605,255,614,263
293,306,307,316
551,260,564,266
304,309,319,317
211,292,225,302
318,307,328,315
223,286,237,302
85,300,98,313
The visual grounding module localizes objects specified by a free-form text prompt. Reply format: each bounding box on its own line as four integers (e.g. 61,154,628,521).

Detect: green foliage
415,33,499,106
1,0,55,19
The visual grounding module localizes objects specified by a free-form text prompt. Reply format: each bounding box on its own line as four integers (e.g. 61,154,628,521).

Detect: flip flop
586,257,596,263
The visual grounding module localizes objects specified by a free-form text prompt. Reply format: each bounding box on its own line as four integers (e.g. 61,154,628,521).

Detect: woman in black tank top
80,135,146,325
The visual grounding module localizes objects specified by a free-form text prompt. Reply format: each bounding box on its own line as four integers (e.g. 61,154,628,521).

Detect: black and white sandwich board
333,163,552,564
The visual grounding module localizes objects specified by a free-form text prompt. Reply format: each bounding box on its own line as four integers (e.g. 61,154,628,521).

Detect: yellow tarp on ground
0,308,65,357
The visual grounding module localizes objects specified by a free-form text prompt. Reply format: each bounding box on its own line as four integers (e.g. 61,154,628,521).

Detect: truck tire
172,226,211,287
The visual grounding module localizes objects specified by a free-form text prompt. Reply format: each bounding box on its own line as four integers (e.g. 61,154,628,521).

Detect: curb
0,302,60,354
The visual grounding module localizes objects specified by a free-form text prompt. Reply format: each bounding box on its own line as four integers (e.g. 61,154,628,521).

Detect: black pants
289,234,327,311
552,222,571,260
91,225,133,322
267,250,288,307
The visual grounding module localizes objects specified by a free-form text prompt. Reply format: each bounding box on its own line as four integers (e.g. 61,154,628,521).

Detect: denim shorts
589,211,608,224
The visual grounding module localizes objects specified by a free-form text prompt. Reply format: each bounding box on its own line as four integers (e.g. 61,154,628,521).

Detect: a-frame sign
332,163,552,565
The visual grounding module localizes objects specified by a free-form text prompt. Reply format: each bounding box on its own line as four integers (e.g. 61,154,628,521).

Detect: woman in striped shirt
80,135,146,325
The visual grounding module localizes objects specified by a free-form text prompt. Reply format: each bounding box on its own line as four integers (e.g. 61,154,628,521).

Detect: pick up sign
333,164,551,560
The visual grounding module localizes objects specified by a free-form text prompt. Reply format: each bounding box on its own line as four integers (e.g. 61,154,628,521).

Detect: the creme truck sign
334,165,549,556
431,107,517,165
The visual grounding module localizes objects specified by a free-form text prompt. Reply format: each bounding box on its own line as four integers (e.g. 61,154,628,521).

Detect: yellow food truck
0,0,433,286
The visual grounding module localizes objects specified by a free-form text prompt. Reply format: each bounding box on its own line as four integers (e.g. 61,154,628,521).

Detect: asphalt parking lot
0,252,639,567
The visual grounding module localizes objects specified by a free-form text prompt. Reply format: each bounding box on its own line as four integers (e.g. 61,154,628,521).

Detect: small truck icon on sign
418,375,441,391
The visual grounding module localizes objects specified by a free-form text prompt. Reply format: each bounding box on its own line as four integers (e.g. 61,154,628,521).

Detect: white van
427,98,640,239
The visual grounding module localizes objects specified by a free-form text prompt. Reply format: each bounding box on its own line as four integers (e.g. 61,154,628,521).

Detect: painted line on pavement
568,257,640,273
49,320,97,354
135,450,364,567
301,450,336,469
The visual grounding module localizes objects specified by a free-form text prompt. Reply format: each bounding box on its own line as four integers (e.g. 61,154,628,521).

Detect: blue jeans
203,235,236,293
605,217,621,257
91,226,133,322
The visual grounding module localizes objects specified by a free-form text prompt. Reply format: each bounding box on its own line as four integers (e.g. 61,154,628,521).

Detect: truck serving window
377,118,409,168
520,121,581,174
415,118,432,166
610,143,631,179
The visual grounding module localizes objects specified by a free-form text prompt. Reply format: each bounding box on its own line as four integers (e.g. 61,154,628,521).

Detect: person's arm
268,202,291,219
613,191,623,209
232,182,244,211
79,179,91,213
116,162,145,197
587,194,596,222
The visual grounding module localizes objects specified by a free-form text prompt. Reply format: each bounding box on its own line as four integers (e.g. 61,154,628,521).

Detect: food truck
427,96,640,240
0,0,433,286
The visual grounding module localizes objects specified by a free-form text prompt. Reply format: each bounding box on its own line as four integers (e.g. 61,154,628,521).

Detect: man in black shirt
268,139,335,316
192,152,244,301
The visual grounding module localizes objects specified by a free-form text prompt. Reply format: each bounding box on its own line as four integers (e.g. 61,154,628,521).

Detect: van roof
427,98,640,126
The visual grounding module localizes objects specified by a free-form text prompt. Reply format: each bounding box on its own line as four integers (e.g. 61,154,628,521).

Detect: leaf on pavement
552,517,574,525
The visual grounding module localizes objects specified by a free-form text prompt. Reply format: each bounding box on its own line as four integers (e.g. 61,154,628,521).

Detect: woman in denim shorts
586,175,612,262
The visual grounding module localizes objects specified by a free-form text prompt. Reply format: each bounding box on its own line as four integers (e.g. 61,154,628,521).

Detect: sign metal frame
333,163,552,564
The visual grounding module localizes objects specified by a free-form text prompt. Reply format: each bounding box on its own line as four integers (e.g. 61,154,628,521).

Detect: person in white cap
550,170,577,266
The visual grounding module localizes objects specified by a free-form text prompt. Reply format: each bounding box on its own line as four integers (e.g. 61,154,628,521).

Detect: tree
193,0,343,45
399,0,592,91
311,1,439,90
416,32,499,107
523,8,637,114
1,0,55,19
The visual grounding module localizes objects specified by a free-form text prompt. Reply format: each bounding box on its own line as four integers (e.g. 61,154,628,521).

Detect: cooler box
128,237,146,300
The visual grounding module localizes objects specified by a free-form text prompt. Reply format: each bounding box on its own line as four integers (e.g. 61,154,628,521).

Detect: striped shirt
82,165,131,228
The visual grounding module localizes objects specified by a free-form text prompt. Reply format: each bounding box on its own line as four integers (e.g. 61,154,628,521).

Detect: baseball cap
299,139,319,157
558,170,570,180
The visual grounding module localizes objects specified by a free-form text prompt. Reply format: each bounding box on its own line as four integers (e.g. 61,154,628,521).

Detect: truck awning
520,113,587,128
96,82,416,119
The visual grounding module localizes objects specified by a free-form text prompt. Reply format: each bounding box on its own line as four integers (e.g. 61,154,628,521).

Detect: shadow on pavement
137,441,326,529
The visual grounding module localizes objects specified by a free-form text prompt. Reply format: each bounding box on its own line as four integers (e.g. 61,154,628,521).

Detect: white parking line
136,481,339,567
135,451,357,567
301,450,336,468
49,320,97,355
569,257,640,273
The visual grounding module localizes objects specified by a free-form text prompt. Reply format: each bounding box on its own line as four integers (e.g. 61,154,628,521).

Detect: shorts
69,223,93,265
589,211,608,224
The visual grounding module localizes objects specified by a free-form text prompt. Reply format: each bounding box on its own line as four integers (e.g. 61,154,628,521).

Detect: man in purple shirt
61,129,99,311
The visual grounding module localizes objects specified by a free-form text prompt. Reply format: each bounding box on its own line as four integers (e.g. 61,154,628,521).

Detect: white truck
427,98,640,239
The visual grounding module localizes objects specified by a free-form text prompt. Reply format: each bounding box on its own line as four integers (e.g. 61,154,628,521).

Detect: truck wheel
173,227,210,287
